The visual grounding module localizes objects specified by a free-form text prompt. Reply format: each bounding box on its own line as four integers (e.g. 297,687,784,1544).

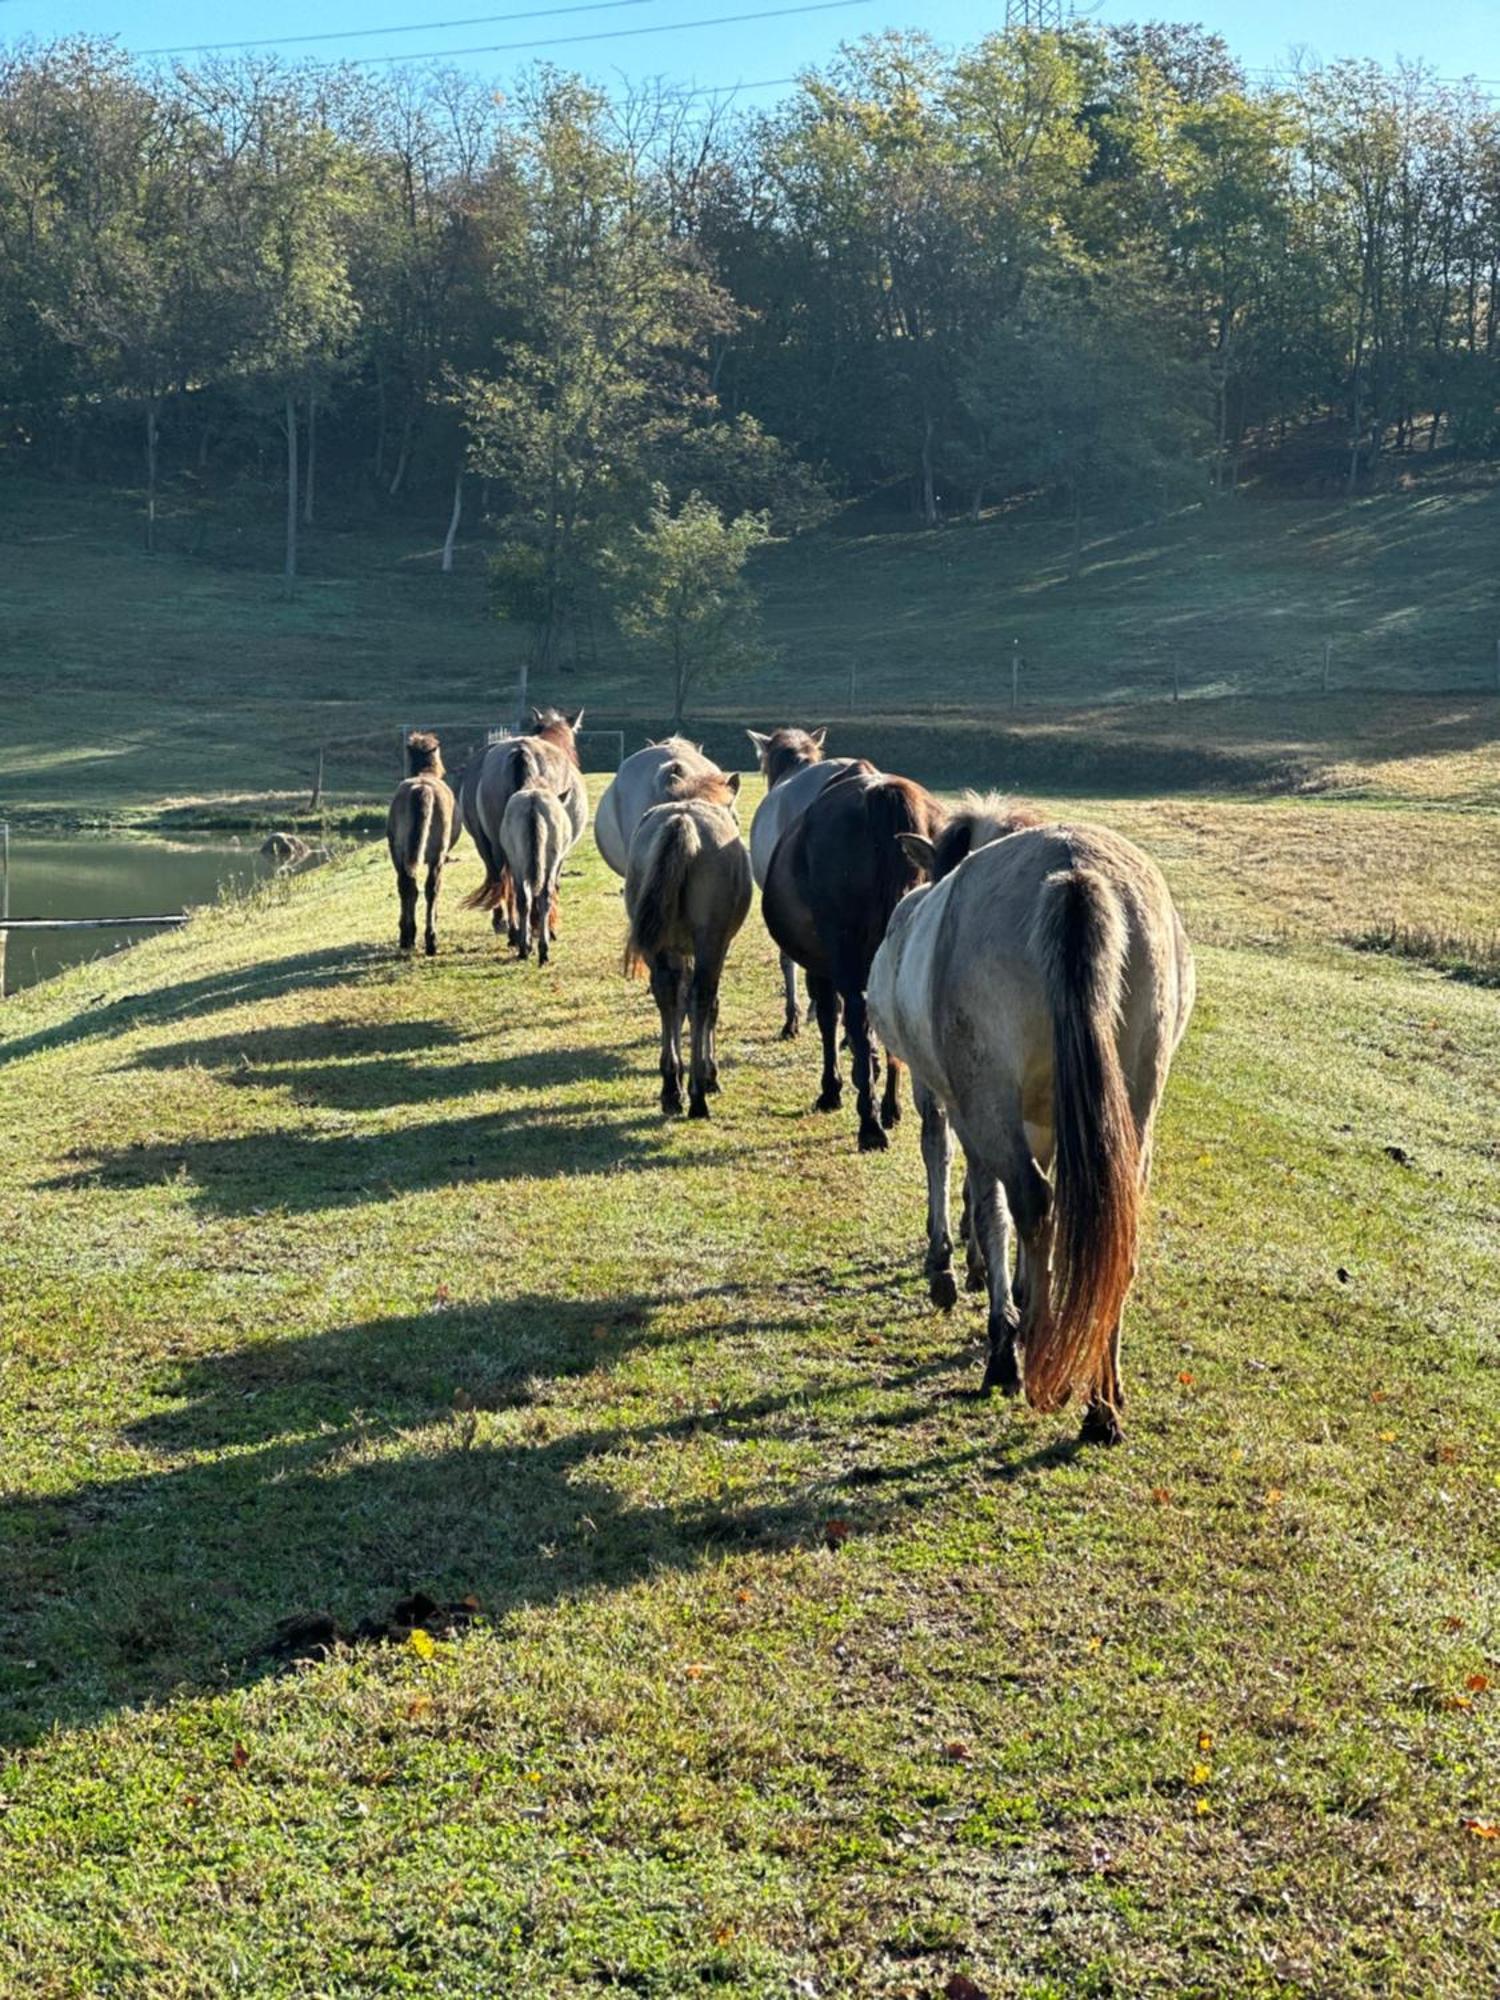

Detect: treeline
3,25,1500,659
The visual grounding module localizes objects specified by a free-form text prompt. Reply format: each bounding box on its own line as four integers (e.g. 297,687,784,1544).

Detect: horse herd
386,710,1195,1445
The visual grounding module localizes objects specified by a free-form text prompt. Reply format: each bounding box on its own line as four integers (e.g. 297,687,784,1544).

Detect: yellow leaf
1263,1487,1284,1507
1195,1797,1211,1815
1462,1818,1499,1839
407,1627,436,1660
1191,1762,1212,1785
1197,1730,1214,1754
1466,1673,1490,1693
1379,1430,1397,1444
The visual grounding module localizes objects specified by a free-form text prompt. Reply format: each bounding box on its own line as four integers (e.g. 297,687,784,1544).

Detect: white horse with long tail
868,806,1194,1445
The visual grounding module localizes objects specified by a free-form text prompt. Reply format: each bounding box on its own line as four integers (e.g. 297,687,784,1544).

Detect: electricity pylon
1004,0,1070,27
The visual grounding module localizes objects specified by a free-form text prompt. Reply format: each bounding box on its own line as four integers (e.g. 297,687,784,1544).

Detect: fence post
1010,640,1021,712
1322,639,1331,695
848,658,857,713
0,820,9,1002
310,747,324,812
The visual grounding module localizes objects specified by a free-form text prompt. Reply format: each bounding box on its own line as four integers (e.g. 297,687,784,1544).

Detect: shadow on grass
0,946,379,1072
0,1287,1038,1747
49,1093,727,1211
127,1023,633,1110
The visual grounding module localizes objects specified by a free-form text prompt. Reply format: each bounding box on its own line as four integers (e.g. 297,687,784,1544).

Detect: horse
594,737,726,877
463,708,588,940
500,782,575,962
868,817,1195,1446
761,768,946,1151
386,732,458,955
746,727,871,1038
623,774,751,1119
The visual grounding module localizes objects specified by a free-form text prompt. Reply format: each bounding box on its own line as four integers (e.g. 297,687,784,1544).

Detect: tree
605,487,771,728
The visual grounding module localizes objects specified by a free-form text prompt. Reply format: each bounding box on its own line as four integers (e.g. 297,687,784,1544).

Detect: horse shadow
125,1024,632,1112
0,946,378,1072
48,1092,727,1214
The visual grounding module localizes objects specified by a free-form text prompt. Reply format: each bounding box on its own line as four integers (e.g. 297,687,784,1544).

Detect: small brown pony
624,770,751,1118
761,768,947,1150
387,732,458,955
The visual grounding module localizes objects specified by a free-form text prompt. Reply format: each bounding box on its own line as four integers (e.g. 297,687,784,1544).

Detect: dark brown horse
762,769,947,1151
387,732,458,954
462,708,588,940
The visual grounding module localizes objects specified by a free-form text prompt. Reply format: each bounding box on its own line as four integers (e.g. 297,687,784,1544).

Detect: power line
279,0,877,71
142,1,667,59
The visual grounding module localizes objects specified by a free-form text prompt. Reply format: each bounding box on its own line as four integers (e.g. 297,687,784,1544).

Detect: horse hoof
928,1269,959,1311
688,1097,710,1120
814,1091,842,1114
983,1352,1022,1398
880,1102,901,1131
703,1075,721,1095
857,1123,888,1153
965,1266,987,1294
1079,1407,1125,1448
780,1018,800,1042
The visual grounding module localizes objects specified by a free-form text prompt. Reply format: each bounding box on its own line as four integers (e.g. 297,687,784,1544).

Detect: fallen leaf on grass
1466,1674,1490,1693
1150,1487,1172,1506
682,1662,713,1680
824,1519,851,1549
1461,1818,1498,1839
1379,1430,1397,1444
1263,1487,1285,1507
231,1742,249,1772
1177,1370,1195,1386
734,1588,754,1604
1190,1762,1213,1786
1441,1616,1464,1632
1370,1389,1389,1403
941,1741,972,1762
1197,1730,1214,1754
434,1282,452,1305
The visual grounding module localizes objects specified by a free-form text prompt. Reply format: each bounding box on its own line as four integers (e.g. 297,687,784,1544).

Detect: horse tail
624,810,699,977
1026,866,1141,1415
405,781,437,874
867,778,933,917
463,742,530,911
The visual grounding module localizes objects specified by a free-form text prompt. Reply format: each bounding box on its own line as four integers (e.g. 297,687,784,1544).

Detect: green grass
2,780,1496,1995
5,465,1500,828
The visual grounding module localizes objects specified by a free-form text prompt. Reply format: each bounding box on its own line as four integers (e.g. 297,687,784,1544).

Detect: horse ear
528,706,543,727
566,707,585,731
746,729,770,757
897,833,937,875
810,727,827,748
725,771,742,796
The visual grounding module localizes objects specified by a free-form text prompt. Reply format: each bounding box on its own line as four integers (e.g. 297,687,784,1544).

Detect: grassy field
4,468,1500,826
2,772,1496,1996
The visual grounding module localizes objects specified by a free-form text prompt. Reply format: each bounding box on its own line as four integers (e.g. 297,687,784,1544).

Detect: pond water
0,833,273,996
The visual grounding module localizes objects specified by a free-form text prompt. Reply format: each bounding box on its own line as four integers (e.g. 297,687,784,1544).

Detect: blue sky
5,0,1499,108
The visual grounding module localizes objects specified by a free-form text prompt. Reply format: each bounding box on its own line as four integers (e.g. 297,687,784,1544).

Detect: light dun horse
624,770,751,1119
747,727,868,1038
762,767,946,1151
595,737,722,877
868,805,1195,1445
386,732,458,955
463,709,588,942
500,783,574,962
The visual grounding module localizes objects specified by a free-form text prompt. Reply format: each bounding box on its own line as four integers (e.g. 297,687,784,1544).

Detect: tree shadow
49,1098,728,1214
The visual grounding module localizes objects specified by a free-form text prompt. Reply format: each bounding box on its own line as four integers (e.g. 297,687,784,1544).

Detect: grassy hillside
3,469,1499,824
1,779,1496,1995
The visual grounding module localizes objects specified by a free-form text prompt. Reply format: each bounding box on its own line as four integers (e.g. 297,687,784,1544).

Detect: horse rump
624,810,702,977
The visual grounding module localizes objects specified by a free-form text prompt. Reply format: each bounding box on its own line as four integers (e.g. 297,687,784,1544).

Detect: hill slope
2,471,1498,822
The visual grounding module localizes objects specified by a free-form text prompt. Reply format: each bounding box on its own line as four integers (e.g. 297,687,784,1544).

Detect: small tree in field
608,487,771,729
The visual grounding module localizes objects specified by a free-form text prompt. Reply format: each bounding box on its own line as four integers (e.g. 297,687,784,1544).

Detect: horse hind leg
779,950,801,1040
808,974,842,1113
842,986,885,1152
880,1049,904,1130
396,870,418,952
687,952,719,1118
649,954,686,1115
958,1170,988,1292
917,1081,957,1310
423,863,441,956
967,1162,1022,1398
1079,1312,1127,1448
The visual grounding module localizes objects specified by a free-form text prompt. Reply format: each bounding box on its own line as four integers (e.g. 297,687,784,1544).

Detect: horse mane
667,769,738,806
405,731,444,778
928,790,1046,880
